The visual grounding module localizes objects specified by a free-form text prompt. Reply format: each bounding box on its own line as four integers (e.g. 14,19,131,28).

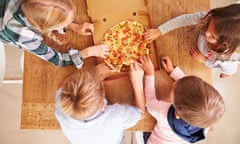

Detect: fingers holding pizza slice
103,20,150,72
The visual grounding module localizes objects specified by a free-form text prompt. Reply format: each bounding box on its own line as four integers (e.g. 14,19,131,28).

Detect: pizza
103,20,150,72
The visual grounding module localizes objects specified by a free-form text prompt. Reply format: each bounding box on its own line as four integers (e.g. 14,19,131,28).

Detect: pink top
145,67,188,144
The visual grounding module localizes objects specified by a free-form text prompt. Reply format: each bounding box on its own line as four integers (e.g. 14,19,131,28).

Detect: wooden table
21,0,211,131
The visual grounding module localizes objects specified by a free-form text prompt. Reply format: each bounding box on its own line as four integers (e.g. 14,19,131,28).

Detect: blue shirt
167,105,205,143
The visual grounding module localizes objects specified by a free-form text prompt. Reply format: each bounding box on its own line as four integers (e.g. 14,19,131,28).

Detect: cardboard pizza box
86,0,158,69
104,70,174,105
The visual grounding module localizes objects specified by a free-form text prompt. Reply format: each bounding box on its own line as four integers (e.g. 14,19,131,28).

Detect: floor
0,0,239,144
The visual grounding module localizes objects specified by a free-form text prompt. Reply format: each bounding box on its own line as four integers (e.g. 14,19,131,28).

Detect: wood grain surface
21,0,211,131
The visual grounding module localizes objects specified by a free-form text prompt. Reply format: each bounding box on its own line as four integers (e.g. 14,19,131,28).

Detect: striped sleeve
158,12,206,35
0,12,83,68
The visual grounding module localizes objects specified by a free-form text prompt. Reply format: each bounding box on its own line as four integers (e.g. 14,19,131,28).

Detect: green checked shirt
0,0,83,68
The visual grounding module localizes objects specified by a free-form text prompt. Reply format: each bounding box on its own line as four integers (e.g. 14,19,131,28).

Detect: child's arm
144,12,206,43
80,44,110,60
161,56,186,81
158,12,206,35
144,29,162,43
190,47,238,78
129,63,146,113
190,47,208,63
0,16,109,68
139,55,157,105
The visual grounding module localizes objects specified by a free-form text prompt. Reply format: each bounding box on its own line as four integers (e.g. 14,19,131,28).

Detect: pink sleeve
144,75,171,119
170,67,186,81
144,75,157,106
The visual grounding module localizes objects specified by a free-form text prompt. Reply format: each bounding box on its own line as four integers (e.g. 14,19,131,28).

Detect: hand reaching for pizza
139,55,154,75
129,62,146,113
161,56,174,73
81,44,109,59
143,28,162,43
129,62,144,91
68,22,94,36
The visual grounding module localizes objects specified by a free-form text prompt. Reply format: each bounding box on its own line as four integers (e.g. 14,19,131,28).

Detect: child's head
198,4,240,55
173,76,225,128
59,68,105,120
22,0,75,33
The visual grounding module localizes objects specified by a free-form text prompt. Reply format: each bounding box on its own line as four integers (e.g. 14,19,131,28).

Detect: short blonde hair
22,0,75,32
174,76,225,128
60,68,105,120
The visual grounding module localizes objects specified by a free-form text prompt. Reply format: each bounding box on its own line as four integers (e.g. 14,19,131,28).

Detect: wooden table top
21,0,211,131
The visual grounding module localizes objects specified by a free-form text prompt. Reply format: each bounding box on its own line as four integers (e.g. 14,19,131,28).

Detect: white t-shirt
55,89,141,144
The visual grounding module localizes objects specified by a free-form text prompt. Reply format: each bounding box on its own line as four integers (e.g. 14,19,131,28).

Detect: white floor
0,46,69,144
0,0,239,143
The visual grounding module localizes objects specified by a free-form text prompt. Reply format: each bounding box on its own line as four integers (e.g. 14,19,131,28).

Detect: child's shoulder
104,104,140,118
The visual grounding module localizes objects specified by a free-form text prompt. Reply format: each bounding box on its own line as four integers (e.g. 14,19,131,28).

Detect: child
130,55,225,144
144,4,240,78
0,0,109,69
55,67,143,144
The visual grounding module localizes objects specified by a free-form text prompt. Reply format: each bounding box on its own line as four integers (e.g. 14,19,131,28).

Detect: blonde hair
59,68,105,120
22,0,75,33
173,76,225,128
198,4,240,55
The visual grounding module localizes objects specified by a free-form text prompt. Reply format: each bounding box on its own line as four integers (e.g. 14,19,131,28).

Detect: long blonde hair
174,76,225,128
60,68,105,120
22,0,75,33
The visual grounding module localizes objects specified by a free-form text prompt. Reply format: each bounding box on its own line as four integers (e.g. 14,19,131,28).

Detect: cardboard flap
104,70,174,105
104,76,134,105
87,0,147,19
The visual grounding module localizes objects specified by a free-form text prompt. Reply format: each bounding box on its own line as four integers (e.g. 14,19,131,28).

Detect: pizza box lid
86,0,148,19
86,0,150,43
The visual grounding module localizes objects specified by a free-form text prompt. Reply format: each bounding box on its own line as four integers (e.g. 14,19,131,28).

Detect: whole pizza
103,20,149,72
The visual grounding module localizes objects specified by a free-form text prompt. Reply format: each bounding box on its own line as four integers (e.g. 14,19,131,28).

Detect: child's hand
69,22,94,36
129,62,144,90
139,55,154,75
81,44,109,59
161,56,174,73
130,62,146,114
190,47,207,63
143,28,161,43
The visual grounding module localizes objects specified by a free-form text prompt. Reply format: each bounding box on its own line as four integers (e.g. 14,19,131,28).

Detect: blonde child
144,4,240,78
55,67,143,144
0,0,109,68
130,55,225,144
